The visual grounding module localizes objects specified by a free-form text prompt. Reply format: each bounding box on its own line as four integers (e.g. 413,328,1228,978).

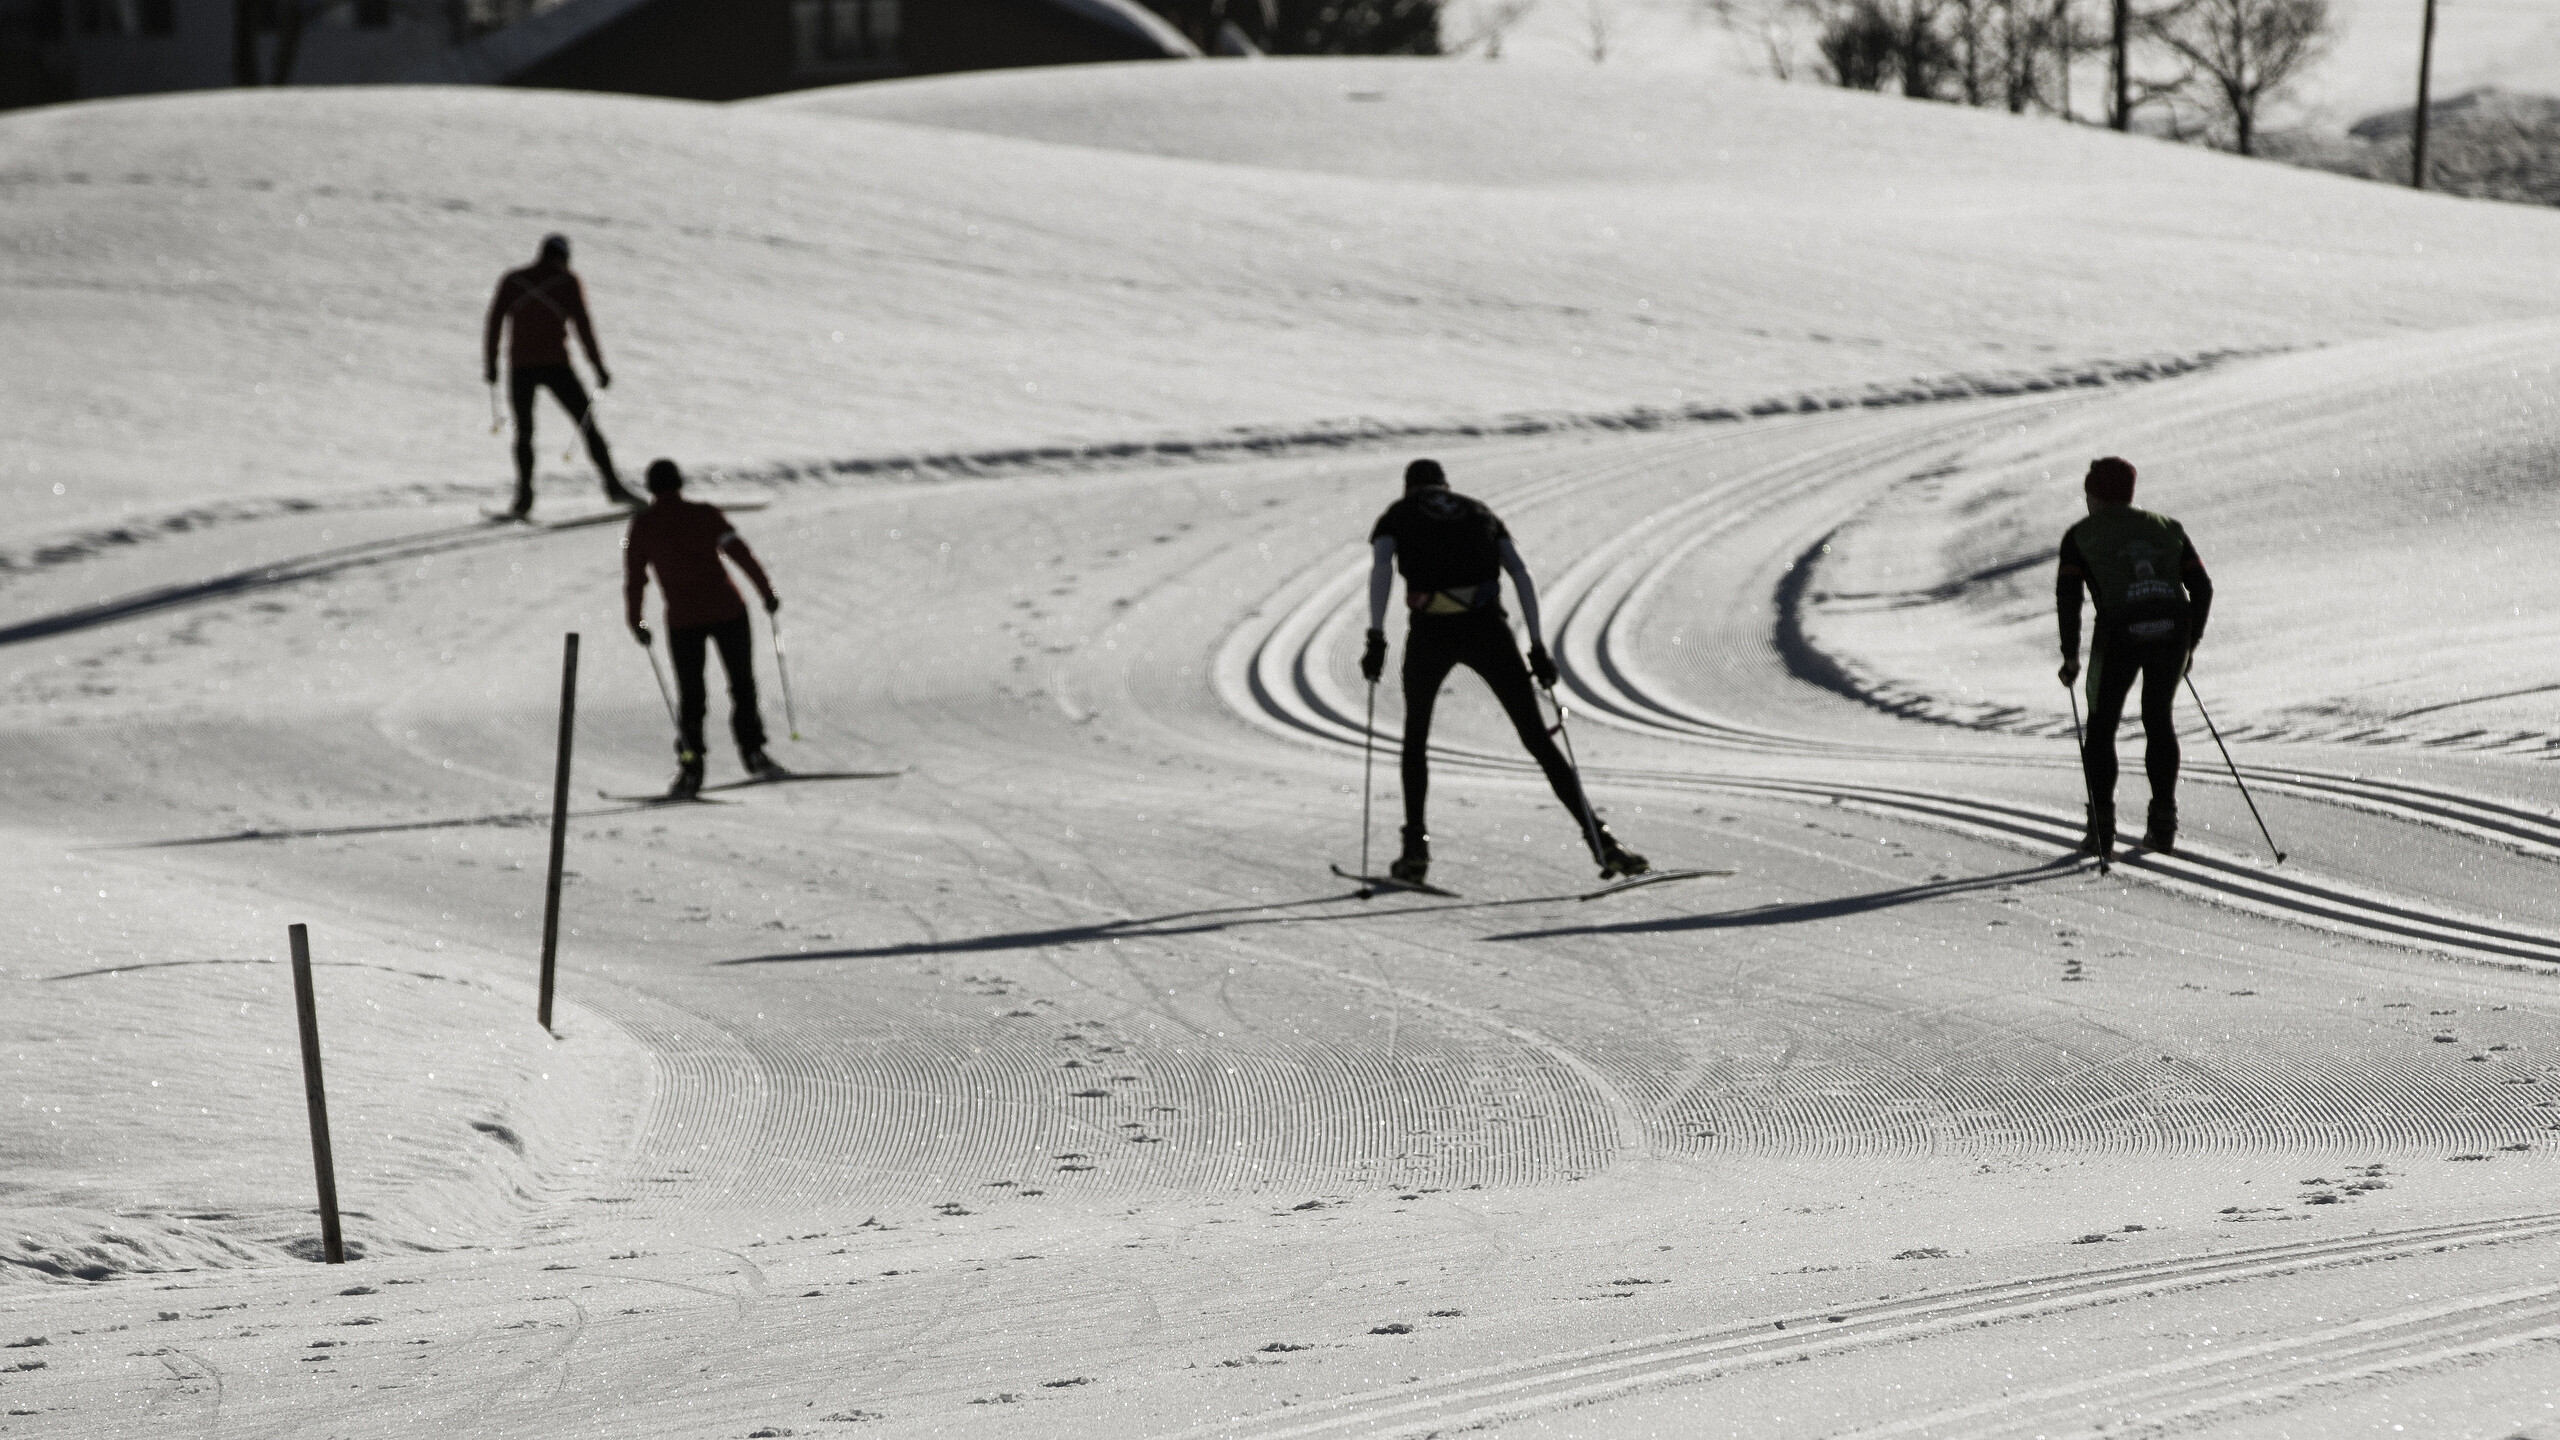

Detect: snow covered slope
8,61,2560,557
10,57,2560,1440
1800,318,2560,742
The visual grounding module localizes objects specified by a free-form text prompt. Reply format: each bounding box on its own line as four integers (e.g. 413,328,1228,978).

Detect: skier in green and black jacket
2057,456,2215,858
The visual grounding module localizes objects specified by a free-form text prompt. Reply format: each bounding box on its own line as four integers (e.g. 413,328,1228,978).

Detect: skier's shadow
1482,859,2077,943
717,886,1565,965
0,516,529,649
93,801,665,850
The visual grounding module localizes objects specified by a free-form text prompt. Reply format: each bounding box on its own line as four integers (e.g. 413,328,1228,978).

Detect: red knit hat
2085,456,2136,504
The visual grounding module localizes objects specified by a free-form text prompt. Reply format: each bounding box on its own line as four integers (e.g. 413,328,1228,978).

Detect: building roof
410,0,1200,85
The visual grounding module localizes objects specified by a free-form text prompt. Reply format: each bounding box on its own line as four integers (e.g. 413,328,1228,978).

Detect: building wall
511,0,1182,102
15,0,453,101
0,0,75,107
2,0,1185,110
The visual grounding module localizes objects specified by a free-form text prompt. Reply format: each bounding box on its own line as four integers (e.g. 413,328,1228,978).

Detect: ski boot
2078,805,2114,861
1389,826,1430,886
741,747,781,780
1593,825,1650,880
2143,798,2177,854
666,752,704,800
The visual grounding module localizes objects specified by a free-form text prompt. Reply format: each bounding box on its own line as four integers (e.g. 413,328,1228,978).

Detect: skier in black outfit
1361,458,1647,885
483,233,633,516
2057,456,2215,856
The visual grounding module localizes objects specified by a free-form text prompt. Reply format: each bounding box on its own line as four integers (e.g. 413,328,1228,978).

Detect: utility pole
2411,0,2439,188
2111,0,2130,130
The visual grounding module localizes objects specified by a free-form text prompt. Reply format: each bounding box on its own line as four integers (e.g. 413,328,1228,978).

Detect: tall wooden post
2411,0,2439,189
538,632,578,1033
288,924,346,1264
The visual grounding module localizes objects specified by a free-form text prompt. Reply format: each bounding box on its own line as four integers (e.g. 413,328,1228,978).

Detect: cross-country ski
696,767,906,794
1330,861,1461,900
1575,867,1736,901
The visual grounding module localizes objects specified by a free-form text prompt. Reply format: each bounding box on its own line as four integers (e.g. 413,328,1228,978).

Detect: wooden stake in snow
287,923,346,1265
539,632,579,1033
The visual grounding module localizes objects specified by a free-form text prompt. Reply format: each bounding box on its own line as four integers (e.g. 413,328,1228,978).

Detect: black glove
764,594,781,615
484,367,498,387
2058,655,2079,687
596,368,613,390
631,625,652,647
1528,642,1557,689
1360,628,1387,683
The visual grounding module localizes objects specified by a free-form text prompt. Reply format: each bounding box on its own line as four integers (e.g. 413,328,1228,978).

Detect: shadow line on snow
87,802,669,850
716,885,1600,965
2391,682,2560,721
42,957,463,983
1484,860,2075,943
0,517,539,648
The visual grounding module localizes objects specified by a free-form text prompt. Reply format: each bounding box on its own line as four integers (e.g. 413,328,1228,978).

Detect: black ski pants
1400,611,1595,842
670,614,767,762
2082,633,2183,833
509,364,619,499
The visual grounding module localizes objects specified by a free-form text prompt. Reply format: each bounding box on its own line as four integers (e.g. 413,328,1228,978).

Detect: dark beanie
2085,456,2136,505
645,458,684,493
540,233,570,264
1405,458,1446,490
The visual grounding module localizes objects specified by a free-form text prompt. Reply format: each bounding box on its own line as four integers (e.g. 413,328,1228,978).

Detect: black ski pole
567,394,602,463
2186,674,2286,864
771,609,801,742
2066,673,2105,870
1359,680,1378,886
639,632,680,734
1543,680,1606,863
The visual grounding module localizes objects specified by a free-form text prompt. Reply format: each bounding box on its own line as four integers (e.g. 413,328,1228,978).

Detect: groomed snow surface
5,57,2560,1439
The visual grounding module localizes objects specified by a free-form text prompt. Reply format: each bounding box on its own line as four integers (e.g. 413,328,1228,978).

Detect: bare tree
1558,0,1615,59
1701,0,1822,79
2141,0,2331,155
1445,0,1541,57
1811,0,1957,96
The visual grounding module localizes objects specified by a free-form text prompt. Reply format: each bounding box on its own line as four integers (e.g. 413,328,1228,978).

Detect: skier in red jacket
625,460,779,798
484,234,633,517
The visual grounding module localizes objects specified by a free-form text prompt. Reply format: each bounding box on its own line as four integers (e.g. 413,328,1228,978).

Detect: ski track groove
594,865,1632,1207
1214,399,2560,978
56,389,2554,1433
1838,1284,2560,1440
1179,1210,2560,1440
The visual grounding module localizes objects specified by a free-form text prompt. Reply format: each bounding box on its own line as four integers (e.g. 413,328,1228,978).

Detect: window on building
791,0,896,73
449,0,550,43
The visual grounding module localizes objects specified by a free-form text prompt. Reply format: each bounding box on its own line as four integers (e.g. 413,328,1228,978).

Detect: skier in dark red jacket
625,460,779,798
484,233,632,517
